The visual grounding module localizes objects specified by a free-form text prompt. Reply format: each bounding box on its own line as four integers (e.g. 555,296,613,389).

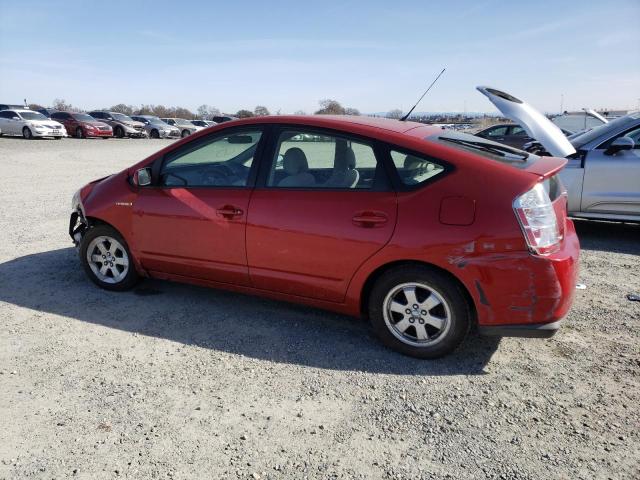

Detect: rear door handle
352,211,388,227
216,205,244,219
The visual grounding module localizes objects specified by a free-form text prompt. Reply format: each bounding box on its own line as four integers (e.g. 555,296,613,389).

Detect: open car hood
477,86,576,157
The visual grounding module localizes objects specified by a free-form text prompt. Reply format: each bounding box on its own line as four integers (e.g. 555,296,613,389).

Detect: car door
246,127,397,303
581,125,640,216
0,111,13,134
132,127,265,285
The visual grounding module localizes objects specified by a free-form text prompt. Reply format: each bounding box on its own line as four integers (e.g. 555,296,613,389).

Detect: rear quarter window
389,150,445,186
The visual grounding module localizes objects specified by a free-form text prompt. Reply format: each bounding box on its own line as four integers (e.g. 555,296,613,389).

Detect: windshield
570,112,640,149
145,117,166,125
428,130,539,168
175,119,195,126
20,111,48,120
72,113,97,122
112,113,134,122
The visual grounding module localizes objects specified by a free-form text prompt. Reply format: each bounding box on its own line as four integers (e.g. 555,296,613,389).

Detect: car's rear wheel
368,266,470,358
150,129,159,139
22,127,33,140
114,126,125,138
75,127,84,139
80,225,140,291
181,129,190,138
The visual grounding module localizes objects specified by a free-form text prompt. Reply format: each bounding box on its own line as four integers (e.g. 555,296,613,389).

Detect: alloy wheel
85,236,129,284
383,282,451,347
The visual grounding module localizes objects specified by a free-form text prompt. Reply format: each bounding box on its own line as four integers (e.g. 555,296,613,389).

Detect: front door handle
216,205,244,219
352,211,388,227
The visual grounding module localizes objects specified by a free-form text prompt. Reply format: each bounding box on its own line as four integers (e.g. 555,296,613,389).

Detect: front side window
485,126,508,137
160,130,262,187
390,150,445,186
267,130,377,189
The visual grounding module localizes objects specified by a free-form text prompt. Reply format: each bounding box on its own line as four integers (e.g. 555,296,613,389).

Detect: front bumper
86,128,112,137
32,128,66,137
126,130,148,138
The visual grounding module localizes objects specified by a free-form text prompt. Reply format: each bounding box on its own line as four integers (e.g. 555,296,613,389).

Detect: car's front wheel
368,266,471,359
22,127,33,140
80,225,140,291
75,127,84,139
150,129,159,139
114,126,125,138
181,129,190,138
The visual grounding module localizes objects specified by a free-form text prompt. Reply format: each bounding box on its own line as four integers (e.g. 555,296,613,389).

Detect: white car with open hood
0,109,66,139
477,87,640,222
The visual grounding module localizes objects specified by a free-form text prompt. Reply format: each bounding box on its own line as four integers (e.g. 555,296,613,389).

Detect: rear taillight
513,182,561,255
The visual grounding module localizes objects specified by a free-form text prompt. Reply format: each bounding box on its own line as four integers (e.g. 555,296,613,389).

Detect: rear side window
267,130,378,189
389,150,445,186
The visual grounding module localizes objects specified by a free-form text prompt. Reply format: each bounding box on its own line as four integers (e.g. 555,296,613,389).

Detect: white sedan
0,109,66,139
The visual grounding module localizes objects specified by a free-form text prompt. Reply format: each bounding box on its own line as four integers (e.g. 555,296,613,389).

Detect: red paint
76,115,579,329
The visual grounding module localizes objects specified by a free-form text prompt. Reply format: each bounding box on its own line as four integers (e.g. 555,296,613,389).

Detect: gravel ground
0,137,638,480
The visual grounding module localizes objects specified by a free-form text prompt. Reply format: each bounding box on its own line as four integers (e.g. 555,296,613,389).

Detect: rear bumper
461,219,580,330
478,320,561,338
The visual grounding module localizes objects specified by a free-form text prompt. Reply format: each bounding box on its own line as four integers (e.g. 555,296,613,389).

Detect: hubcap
86,236,129,284
383,282,451,347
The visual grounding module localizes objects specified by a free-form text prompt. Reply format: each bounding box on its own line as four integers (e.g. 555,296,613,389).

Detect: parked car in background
478,86,640,222
0,109,65,139
131,115,180,139
190,119,217,128
69,115,579,359
160,118,201,137
0,103,27,112
88,111,147,138
51,111,113,139
476,123,573,149
211,115,237,123
37,107,59,118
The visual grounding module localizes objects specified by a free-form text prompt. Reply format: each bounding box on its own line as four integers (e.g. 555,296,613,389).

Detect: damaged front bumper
69,209,88,246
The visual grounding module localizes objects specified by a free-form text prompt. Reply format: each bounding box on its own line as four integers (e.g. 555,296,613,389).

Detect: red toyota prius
69,115,579,358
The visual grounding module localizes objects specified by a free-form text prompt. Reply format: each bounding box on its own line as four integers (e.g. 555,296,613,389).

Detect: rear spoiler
524,156,567,180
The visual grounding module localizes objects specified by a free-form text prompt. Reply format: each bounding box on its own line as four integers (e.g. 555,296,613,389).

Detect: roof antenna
400,68,446,121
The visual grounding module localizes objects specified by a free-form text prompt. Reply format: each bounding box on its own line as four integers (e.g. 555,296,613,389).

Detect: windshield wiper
440,137,528,160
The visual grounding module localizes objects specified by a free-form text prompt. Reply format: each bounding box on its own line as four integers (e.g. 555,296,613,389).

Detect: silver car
478,87,640,222
131,115,180,139
160,118,202,137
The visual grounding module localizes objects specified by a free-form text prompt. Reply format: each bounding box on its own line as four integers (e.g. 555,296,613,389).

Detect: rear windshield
427,130,539,169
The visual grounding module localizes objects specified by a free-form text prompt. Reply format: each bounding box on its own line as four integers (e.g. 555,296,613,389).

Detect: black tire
102,136,110,139
79,225,140,291
22,127,33,140
368,266,471,359
114,126,125,138
75,127,84,139
54,136,62,140
181,129,190,138
150,129,160,139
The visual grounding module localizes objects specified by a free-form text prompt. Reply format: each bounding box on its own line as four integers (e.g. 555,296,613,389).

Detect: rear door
246,127,397,303
132,127,266,285
581,125,640,216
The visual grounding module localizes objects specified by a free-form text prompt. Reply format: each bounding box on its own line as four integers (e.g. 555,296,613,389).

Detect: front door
246,127,397,303
132,128,265,285
582,125,640,216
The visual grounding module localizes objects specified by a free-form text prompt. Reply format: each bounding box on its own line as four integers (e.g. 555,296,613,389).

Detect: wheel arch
359,260,477,325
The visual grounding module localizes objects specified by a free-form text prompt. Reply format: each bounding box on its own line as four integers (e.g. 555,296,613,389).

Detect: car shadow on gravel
574,219,640,255
0,248,502,376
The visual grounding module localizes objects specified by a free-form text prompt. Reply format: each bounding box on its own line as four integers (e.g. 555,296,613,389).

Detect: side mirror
134,168,152,186
605,136,635,155
12,116,20,120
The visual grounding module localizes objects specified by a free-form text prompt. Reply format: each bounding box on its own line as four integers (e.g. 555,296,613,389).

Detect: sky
0,0,639,115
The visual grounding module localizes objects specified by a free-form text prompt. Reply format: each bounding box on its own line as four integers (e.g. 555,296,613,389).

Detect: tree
344,107,360,116
52,98,77,112
386,109,404,119
293,110,307,115
315,99,345,115
254,105,270,116
197,104,220,119
110,104,134,115
235,109,254,118
28,103,44,111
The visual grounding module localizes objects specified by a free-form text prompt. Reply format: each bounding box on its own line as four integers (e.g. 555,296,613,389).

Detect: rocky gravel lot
0,137,638,479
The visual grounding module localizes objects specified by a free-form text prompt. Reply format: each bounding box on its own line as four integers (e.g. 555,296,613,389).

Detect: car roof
226,115,434,136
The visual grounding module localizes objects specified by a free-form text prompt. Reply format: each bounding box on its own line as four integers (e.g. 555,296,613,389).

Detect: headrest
334,147,356,171
283,148,309,175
